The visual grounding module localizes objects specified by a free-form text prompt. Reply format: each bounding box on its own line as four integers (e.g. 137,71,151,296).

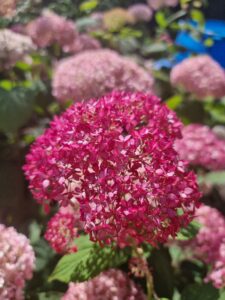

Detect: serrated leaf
49,236,130,283
176,221,201,241
181,283,219,300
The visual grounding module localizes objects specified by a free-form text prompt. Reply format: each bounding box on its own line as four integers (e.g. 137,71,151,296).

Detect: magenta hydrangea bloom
0,224,35,300
24,91,200,247
175,124,225,170
170,55,225,99
52,49,154,103
45,205,82,253
128,4,153,22
183,205,225,288
26,10,77,49
62,269,146,300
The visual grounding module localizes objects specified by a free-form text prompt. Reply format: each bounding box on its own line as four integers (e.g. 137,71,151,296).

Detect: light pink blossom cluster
128,4,153,22
0,0,17,17
26,10,77,49
45,205,82,253
24,91,200,248
0,224,35,300
175,124,225,170
147,0,178,10
62,269,146,300
170,55,225,99
52,49,154,102
0,29,36,69
185,205,225,288
64,34,101,54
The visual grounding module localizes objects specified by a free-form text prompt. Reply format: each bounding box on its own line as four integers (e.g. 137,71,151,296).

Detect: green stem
133,247,153,300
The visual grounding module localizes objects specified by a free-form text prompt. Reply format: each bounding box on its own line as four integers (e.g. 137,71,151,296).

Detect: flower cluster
128,4,153,22
62,269,146,300
45,205,82,253
175,124,225,170
103,8,135,31
24,91,200,247
52,49,154,102
26,10,77,49
147,0,178,10
170,55,225,99
0,29,36,69
184,205,225,288
0,0,17,17
64,34,101,54
0,224,35,300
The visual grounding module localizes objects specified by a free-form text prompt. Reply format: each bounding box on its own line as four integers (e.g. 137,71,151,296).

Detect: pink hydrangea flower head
45,205,81,253
52,49,154,103
64,34,101,54
183,205,225,288
24,91,200,247
0,29,36,69
164,0,178,7
103,8,135,31
0,0,17,17
26,10,77,49
62,269,146,300
175,124,225,170
0,224,35,300
147,0,178,10
170,55,225,99
128,4,153,22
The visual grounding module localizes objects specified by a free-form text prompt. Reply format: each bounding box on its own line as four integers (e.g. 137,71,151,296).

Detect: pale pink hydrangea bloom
0,224,35,300
128,4,153,22
147,0,178,10
170,55,225,99
62,269,146,300
175,124,225,170
0,29,36,69
52,49,154,102
184,205,225,288
26,10,77,49
64,34,101,54
0,0,17,17
24,91,200,247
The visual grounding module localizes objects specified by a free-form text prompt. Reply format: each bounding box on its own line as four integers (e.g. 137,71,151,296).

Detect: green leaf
190,9,205,25
166,95,183,110
37,292,62,300
155,12,168,28
0,82,44,133
35,239,55,272
0,80,14,91
198,171,225,185
219,289,225,300
176,221,201,241
79,0,98,12
181,283,219,300
29,221,42,244
49,236,130,283
149,247,174,299
141,43,167,55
